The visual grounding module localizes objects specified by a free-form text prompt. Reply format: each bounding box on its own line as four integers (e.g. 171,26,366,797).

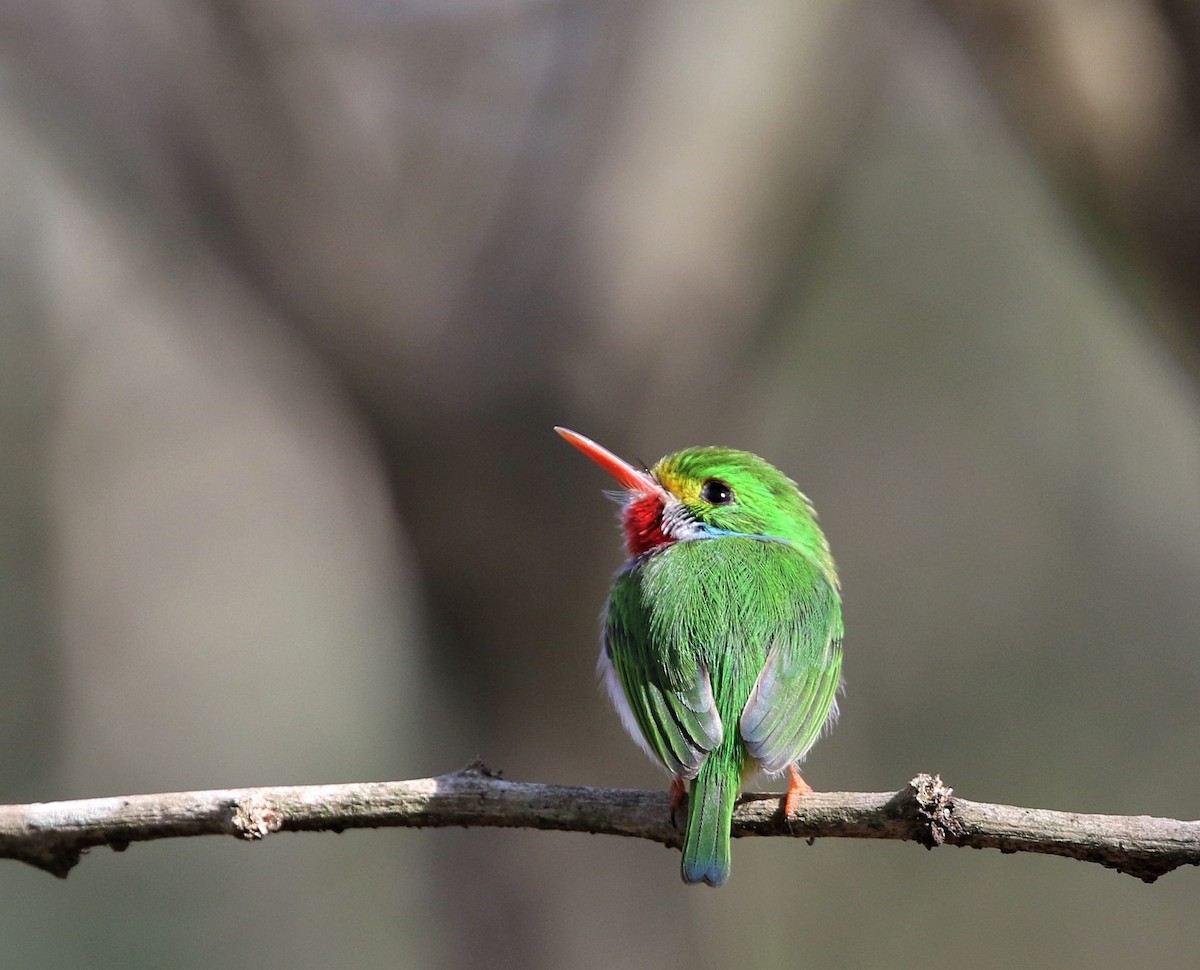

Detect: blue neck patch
696,524,789,544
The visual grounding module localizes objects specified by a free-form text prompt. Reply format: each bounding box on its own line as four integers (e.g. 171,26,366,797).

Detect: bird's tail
680,763,737,887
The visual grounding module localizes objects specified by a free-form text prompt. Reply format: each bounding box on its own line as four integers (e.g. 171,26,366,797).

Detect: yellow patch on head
653,464,701,505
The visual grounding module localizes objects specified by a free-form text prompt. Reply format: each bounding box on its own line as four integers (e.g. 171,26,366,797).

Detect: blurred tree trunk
931,0,1200,376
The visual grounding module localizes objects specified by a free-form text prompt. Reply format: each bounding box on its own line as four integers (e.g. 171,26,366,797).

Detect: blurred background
1,0,1199,967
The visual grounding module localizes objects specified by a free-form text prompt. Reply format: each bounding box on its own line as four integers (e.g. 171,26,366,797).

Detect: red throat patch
623,494,673,557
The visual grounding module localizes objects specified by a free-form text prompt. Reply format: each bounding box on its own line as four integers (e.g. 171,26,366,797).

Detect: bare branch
1,764,1196,882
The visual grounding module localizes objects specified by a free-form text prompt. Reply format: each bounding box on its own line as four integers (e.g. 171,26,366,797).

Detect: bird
556,426,843,887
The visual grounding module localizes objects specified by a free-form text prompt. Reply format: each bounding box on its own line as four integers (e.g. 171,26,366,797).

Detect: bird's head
556,427,834,577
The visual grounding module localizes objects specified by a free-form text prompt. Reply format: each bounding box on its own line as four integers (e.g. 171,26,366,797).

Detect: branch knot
909,773,958,848
230,798,282,840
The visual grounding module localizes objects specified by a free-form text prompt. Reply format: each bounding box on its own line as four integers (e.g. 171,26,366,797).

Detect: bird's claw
782,765,813,820
669,777,688,829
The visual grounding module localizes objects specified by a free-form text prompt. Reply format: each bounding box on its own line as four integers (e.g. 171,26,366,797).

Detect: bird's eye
700,479,735,506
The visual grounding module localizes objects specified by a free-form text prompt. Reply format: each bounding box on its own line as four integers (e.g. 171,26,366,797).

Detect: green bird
557,427,843,887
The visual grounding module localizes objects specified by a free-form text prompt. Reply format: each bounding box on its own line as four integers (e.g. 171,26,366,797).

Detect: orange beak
555,427,664,497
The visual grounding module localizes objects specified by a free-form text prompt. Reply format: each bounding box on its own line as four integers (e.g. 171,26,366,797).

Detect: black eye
700,478,735,505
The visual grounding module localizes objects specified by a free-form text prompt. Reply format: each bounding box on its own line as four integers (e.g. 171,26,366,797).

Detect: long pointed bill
554,427,664,496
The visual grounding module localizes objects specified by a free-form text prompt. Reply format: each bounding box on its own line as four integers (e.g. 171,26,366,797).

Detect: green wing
739,571,843,774
602,568,724,778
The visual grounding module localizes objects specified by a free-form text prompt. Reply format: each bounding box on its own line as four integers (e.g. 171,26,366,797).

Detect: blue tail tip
681,860,730,888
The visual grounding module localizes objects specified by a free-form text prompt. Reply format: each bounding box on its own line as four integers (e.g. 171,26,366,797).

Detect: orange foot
782,765,813,818
669,777,687,827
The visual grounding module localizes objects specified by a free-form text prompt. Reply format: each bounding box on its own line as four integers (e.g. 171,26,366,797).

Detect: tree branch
1,764,1196,882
